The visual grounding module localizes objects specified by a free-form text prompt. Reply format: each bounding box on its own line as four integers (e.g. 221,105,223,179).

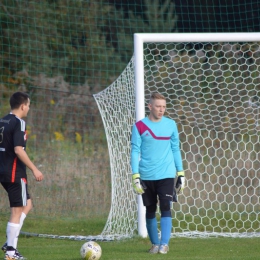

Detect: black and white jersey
0,113,27,182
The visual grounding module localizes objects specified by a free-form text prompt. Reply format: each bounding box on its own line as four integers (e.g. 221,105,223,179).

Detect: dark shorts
141,178,175,206
1,178,30,207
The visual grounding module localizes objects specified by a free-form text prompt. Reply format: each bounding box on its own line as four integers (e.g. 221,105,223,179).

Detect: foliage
143,0,177,32
100,0,178,64
0,0,123,89
0,0,179,90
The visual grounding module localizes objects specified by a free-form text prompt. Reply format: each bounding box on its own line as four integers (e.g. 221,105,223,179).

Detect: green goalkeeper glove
132,173,145,195
175,171,185,194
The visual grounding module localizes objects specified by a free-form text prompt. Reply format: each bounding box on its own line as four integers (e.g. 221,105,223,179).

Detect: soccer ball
80,241,102,260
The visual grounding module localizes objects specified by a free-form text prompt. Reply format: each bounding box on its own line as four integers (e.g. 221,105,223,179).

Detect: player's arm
14,146,44,181
130,124,141,174
171,122,185,192
130,124,145,194
171,122,183,170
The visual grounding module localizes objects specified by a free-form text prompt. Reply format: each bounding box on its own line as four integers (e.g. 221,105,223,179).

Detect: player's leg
146,204,159,248
2,180,27,259
1,182,21,253
2,202,30,254
13,191,32,250
2,205,31,258
157,178,174,254
22,197,32,215
142,180,160,253
7,206,24,247
159,199,171,253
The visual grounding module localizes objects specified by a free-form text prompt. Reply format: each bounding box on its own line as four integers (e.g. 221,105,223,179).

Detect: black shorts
141,178,175,207
1,178,30,207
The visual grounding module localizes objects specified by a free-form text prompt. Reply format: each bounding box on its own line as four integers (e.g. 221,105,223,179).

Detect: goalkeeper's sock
146,218,159,245
160,216,172,245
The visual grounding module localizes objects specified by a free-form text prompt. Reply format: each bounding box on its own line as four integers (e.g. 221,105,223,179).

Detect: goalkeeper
131,92,184,255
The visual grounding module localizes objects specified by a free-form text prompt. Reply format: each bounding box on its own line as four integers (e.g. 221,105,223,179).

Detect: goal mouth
94,33,260,239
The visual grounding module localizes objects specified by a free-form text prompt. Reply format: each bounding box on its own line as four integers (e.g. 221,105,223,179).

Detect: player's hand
33,168,44,182
132,173,145,195
175,171,185,194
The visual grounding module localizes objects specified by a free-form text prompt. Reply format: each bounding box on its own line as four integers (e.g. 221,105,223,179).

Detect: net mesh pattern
94,42,260,238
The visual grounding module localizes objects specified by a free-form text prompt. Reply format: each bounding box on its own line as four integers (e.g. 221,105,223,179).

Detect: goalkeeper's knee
146,204,157,219
159,199,171,212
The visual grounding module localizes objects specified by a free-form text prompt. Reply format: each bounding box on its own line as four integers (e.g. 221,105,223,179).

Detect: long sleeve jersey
131,116,183,180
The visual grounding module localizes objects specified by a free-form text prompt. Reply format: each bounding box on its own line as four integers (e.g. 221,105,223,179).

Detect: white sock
13,212,27,249
6,222,20,252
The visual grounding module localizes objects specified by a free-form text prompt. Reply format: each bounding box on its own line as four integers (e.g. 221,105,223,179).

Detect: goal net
94,33,260,239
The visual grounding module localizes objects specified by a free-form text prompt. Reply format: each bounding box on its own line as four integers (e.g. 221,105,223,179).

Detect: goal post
134,32,260,237
94,32,260,240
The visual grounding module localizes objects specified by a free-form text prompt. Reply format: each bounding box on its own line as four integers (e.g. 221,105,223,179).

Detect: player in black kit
0,92,44,260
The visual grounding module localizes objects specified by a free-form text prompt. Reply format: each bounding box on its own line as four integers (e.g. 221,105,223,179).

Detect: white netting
94,59,138,239
94,41,260,239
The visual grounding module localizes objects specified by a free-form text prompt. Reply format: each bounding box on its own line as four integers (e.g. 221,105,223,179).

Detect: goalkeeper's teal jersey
131,116,183,180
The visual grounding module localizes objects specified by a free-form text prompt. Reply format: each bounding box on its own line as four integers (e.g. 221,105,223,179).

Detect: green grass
1,215,260,260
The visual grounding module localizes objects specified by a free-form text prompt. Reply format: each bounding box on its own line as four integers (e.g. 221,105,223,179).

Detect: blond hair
149,92,166,103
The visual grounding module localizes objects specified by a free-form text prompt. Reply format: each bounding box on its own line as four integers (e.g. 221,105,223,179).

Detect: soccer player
131,92,184,254
0,92,44,260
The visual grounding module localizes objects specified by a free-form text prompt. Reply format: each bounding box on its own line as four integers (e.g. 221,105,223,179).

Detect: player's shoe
1,243,7,253
4,247,26,260
159,244,169,254
148,244,159,254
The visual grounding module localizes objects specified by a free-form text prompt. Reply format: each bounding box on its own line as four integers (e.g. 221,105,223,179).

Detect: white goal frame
134,32,260,237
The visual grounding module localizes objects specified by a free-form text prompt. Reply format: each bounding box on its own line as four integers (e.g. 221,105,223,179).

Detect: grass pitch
0,215,259,260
